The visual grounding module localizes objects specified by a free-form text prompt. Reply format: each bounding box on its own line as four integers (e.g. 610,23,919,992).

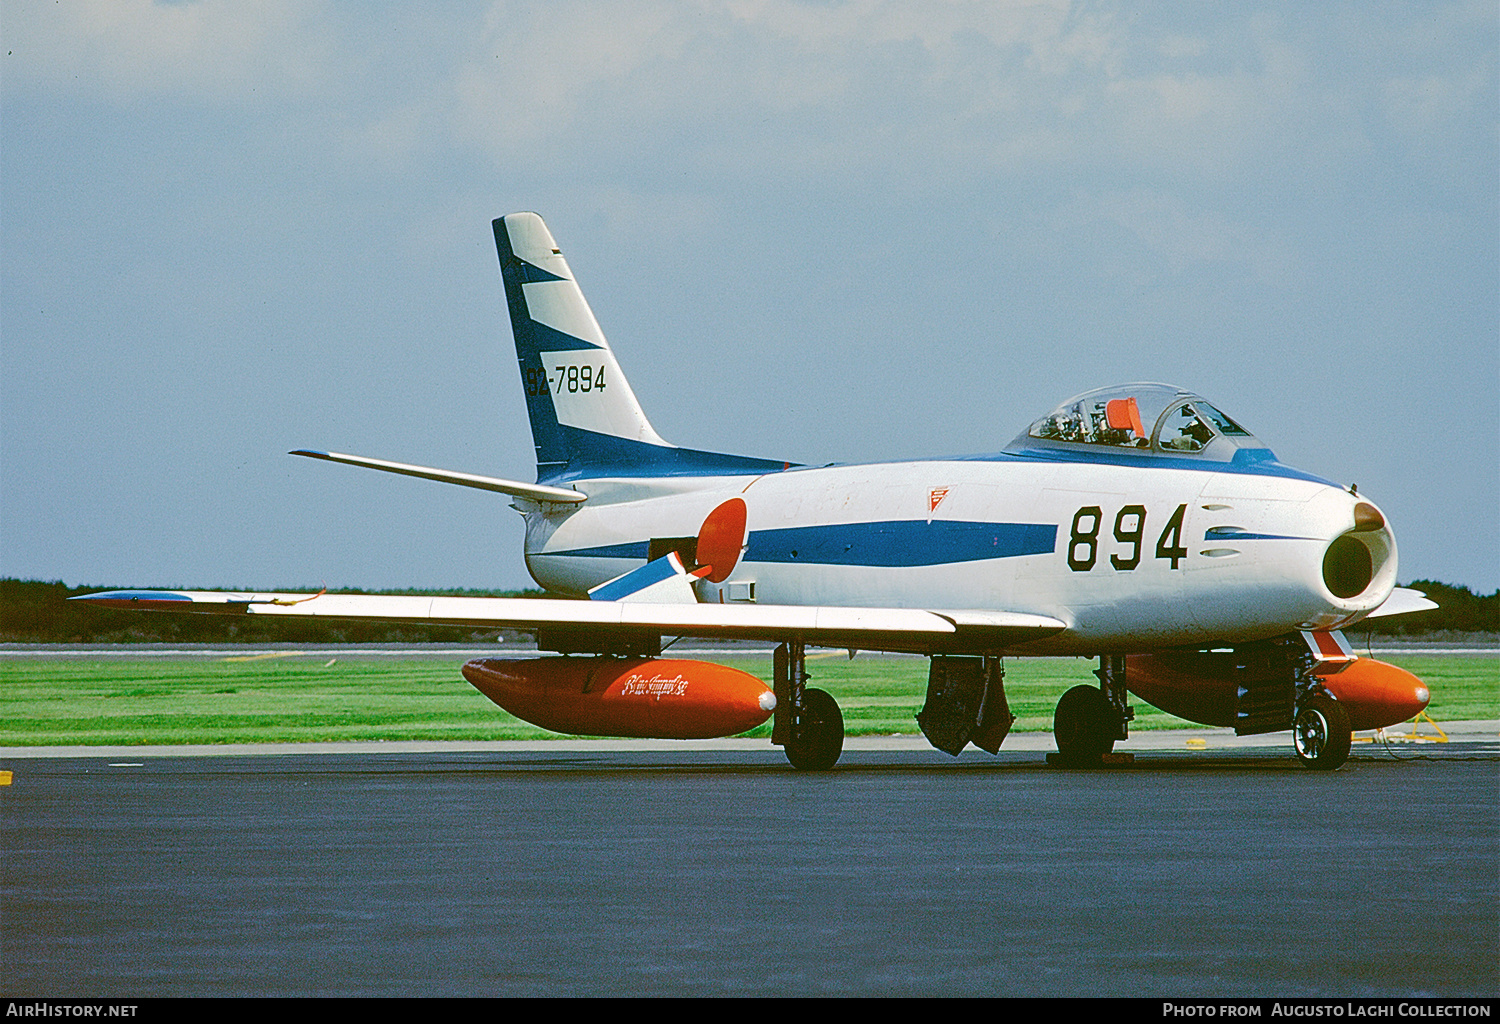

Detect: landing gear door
917,656,1015,756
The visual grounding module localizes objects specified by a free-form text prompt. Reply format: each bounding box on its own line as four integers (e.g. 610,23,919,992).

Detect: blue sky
3,2,1496,594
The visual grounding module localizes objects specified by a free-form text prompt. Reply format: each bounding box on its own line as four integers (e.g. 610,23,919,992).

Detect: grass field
0,652,1493,746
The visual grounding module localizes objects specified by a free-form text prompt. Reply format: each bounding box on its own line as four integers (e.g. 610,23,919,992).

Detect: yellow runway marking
222,652,302,663
0,771,13,786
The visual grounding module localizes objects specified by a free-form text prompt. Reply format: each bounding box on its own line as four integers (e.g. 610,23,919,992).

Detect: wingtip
69,589,193,607
289,449,330,459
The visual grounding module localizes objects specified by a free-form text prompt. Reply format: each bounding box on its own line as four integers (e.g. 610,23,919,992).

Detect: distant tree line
1,577,1494,644
0,579,552,644
1351,580,1499,637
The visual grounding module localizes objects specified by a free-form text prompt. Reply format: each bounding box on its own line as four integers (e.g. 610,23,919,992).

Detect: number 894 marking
1067,503,1188,571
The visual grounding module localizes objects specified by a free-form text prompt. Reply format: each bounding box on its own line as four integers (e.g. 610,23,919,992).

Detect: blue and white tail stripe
494,213,792,484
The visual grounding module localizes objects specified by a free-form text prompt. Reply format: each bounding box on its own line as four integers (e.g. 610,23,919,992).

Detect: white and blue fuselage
486,211,1398,657
522,455,1395,656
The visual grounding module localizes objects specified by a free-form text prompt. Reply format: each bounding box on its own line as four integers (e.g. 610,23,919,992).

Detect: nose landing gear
1058,640,1358,769
1292,694,1352,770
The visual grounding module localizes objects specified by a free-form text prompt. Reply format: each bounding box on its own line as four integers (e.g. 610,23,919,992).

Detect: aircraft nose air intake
1323,534,1373,598
1317,494,1397,612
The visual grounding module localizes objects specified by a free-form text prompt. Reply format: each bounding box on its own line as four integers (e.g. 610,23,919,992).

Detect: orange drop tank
462,656,775,739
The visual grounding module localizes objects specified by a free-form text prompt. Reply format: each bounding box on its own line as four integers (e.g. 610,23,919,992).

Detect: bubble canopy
1011,383,1267,461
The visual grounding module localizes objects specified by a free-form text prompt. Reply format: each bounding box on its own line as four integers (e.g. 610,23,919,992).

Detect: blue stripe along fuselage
1203,526,1319,542
546,520,1058,568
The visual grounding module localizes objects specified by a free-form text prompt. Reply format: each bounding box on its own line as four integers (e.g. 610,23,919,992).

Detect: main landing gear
1052,655,1134,767
772,640,844,770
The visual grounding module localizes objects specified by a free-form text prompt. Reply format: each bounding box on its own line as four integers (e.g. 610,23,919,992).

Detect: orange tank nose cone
1318,658,1431,731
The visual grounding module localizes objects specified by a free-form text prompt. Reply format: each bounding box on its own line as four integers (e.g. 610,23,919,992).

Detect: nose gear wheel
1293,695,1352,770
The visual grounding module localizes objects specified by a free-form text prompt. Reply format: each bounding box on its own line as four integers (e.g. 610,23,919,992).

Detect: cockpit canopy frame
1010,383,1267,462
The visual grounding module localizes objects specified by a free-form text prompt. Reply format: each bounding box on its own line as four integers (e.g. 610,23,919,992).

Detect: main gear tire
1053,684,1116,767
785,687,844,771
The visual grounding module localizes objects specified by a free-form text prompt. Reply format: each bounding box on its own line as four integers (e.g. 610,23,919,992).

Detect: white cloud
435,1,1133,177
423,2,1456,195
1068,189,1293,283
15,2,1480,198
3,0,331,103
1383,68,1492,136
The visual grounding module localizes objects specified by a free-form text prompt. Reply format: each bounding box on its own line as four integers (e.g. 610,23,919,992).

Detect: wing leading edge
71,590,1067,653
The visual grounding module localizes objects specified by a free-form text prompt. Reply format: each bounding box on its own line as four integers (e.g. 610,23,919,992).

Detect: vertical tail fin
494,213,791,483
494,213,668,480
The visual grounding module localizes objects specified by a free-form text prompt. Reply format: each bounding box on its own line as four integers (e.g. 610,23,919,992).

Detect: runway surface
3,740,1496,997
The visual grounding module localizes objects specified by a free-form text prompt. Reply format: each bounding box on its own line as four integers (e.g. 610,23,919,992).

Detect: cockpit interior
1012,383,1267,460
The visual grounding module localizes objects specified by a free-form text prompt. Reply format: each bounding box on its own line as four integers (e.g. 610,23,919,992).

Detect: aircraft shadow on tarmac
201,745,1492,779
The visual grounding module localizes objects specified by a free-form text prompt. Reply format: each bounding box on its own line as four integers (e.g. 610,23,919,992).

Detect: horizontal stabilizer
290,450,586,504
72,589,1066,653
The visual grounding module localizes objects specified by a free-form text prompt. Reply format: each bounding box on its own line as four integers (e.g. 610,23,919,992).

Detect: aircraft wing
1362,586,1439,619
71,590,1067,652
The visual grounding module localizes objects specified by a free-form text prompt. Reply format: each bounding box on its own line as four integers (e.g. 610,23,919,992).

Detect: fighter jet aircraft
78,213,1437,771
